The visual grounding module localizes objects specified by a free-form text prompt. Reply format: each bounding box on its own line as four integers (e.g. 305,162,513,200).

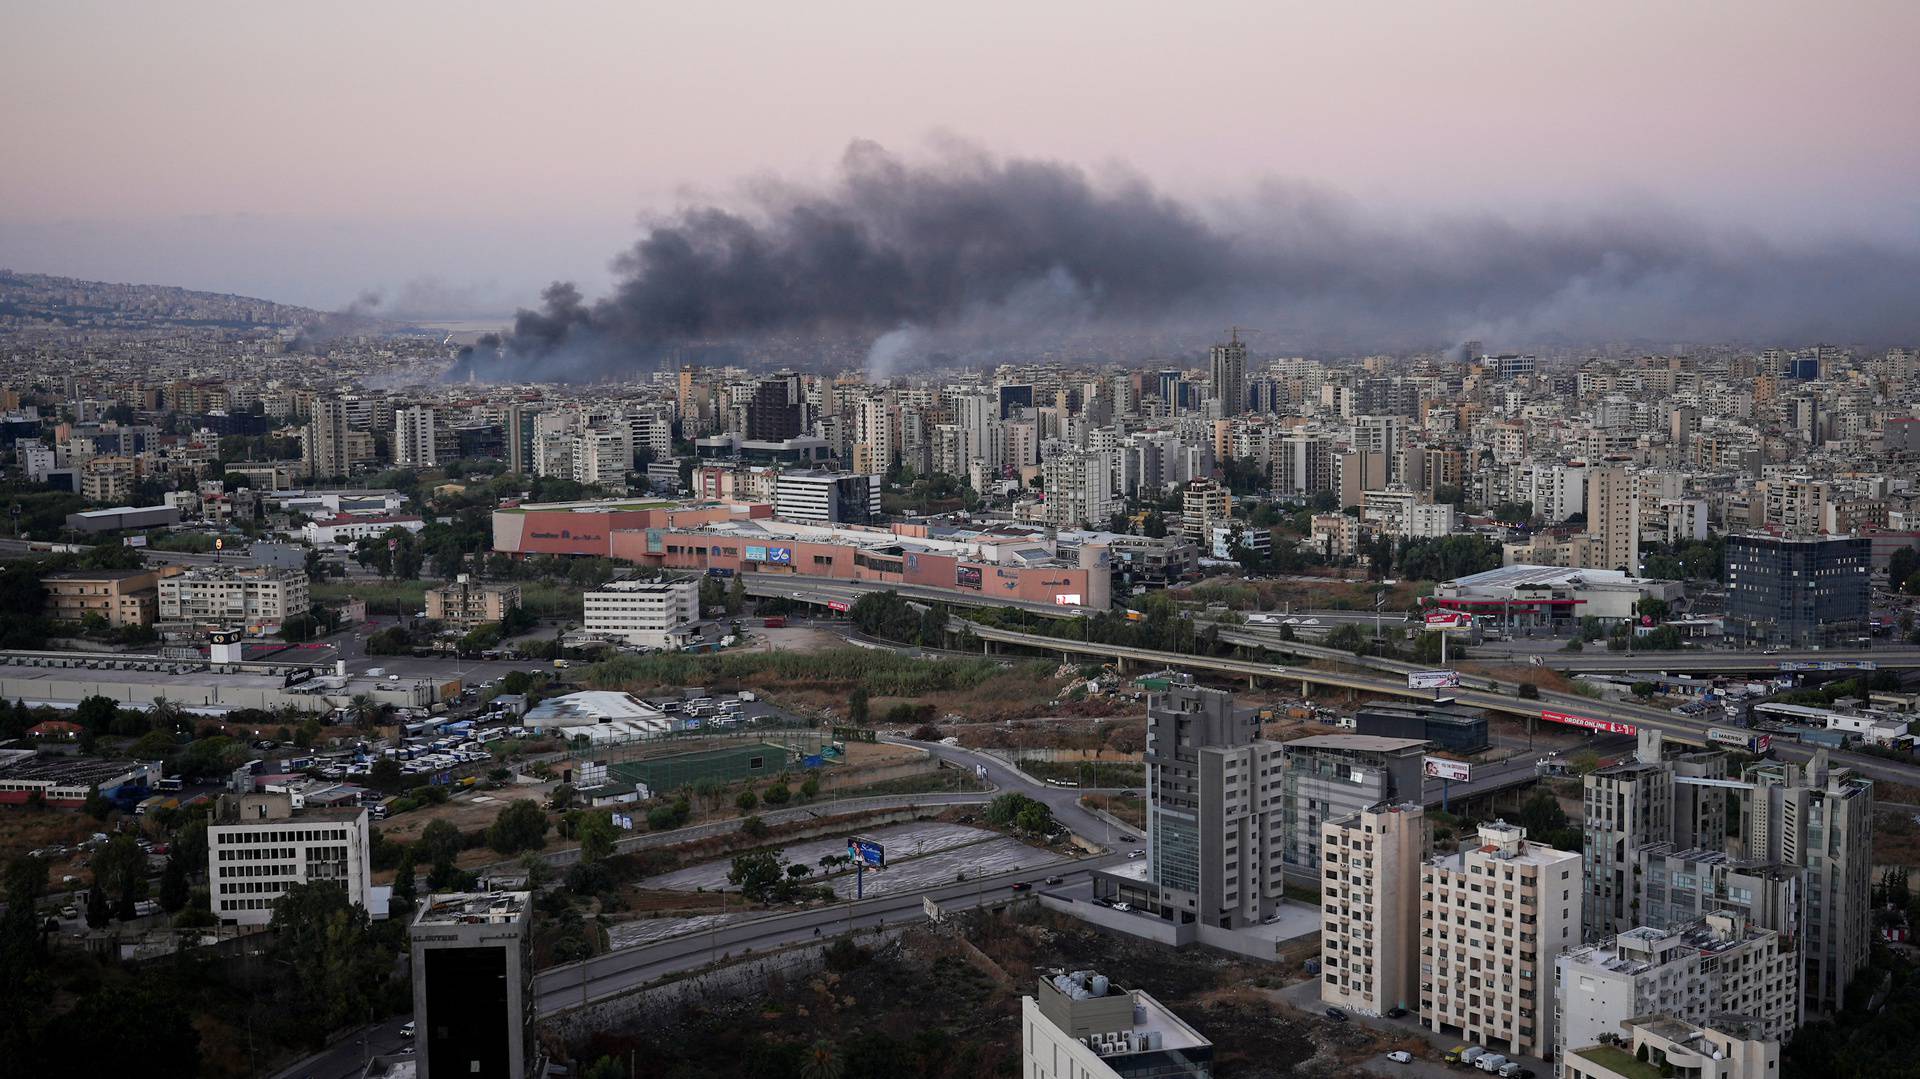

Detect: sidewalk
1275,978,1550,1078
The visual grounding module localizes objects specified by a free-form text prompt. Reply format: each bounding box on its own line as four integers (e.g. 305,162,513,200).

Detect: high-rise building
1042,451,1119,529
1583,466,1639,572
504,402,537,475
1021,972,1213,1079
1320,802,1427,1016
1209,331,1248,416
1139,682,1288,928
1555,913,1802,1070
1724,534,1870,648
303,396,355,479
1584,733,1734,937
410,891,534,1079
746,372,807,442
395,405,441,468
1421,821,1581,1061
1279,735,1428,871
1741,752,1873,1013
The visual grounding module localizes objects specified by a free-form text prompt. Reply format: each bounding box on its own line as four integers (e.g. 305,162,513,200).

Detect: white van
1475,1054,1509,1073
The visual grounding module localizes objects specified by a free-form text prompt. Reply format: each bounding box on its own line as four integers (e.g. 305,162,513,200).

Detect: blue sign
745,545,769,562
768,546,792,564
846,836,885,868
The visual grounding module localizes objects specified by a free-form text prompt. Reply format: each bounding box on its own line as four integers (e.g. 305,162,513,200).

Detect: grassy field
829,769,991,798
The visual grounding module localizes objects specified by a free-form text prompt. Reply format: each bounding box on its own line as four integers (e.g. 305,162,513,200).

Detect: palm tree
149,696,184,735
348,694,381,731
799,1040,844,1079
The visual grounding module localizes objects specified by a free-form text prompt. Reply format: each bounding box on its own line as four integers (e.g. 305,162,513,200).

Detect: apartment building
1584,466,1639,573
1421,821,1582,1060
1021,972,1213,1079
42,568,165,628
157,565,311,627
1555,913,1801,1073
1141,682,1286,929
1563,1016,1778,1079
1320,802,1426,1016
581,578,700,649
207,791,372,926
1630,844,1802,942
1042,450,1119,528
1584,734,1732,936
424,576,522,630
79,454,137,503
1741,752,1872,1013
1179,478,1232,542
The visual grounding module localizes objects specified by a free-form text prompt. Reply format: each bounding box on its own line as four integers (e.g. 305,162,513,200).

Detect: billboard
1425,609,1469,628
1054,593,1083,606
956,566,983,590
767,546,792,564
611,812,634,830
1423,756,1472,782
1407,670,1460,690
847,836,885,868
1541,709,1637,736
828,599,850,612
744,545,769,562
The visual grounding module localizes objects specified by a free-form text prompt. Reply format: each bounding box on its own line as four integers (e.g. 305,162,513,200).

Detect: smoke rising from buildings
452,140,1920,380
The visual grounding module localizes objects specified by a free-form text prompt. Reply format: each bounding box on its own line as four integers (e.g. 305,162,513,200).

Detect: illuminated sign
768,547,792,564
745,545,769,562
847,836,885,867
1540,709,1637,736
956,566,983,589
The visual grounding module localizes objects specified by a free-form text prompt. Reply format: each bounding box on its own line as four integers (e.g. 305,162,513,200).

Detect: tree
576,809,618,863
800,775,820,799
82,784,109,821
735,789,759,813
1325,623,1370,655
415,819,465,867
985,792,1056,834
848,686,870,727
728,850,785,900
158,854,189,913
75,693,118,733
85,882,110,929
800,1039,846,1079
392,847,418,906
726,573,745,615
740,814,769,839
486,799,550,854
271,881,393,1044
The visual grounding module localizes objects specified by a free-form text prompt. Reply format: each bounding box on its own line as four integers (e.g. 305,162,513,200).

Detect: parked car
1385,1006,1409,1018
1324,1008,1347,1021
1111,902,1132,912
400,1021,415,1038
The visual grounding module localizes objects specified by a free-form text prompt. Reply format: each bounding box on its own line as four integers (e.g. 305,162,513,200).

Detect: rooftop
1447,564,1654,590
412,890,530,926
1284,734,1428,754
1571,1044,1663,1079
43,568,154,582
524,690,667,726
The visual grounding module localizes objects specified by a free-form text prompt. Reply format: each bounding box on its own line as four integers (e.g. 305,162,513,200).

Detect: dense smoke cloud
452,140,1920,380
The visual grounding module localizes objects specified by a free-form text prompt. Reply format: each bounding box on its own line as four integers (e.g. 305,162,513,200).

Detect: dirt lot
1080,792,1147,830
738,625,847,655
559,905,1395,1078
0,807,104,888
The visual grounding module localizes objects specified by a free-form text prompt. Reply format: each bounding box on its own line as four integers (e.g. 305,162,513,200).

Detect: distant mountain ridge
0,269,368,331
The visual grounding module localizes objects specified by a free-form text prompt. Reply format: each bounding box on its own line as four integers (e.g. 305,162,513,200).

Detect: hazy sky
4,1,1918,316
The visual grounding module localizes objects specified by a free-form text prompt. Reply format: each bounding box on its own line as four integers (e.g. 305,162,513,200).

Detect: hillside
0,269,354,332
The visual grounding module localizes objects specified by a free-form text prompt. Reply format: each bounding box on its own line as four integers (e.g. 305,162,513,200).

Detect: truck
552,659,571,670
1474,1054,1509,1073
762,617,787,629
1707,727,1773,755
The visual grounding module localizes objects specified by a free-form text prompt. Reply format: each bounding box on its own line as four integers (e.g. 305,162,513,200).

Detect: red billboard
1540,709,1637,736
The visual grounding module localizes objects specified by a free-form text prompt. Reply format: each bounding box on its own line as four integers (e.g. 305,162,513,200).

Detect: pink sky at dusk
3,0,1917,313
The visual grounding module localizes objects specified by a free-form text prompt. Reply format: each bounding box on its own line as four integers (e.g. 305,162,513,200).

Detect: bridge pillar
1301,678,1310,697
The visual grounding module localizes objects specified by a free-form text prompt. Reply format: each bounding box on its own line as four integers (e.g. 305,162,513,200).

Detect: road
269,1016,413,1079
531,856,1117,1015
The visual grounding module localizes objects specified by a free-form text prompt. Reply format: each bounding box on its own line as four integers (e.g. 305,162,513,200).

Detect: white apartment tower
1422,821,1582,1061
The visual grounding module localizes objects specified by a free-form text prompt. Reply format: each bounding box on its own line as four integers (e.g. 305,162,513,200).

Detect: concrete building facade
1320,802,1427,1016
207,791,371,926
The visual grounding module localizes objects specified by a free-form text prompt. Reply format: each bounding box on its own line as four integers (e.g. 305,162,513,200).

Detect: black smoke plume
452,140,1920,380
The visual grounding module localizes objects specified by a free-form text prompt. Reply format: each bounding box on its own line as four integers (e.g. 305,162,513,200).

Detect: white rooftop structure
522,691,672,742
